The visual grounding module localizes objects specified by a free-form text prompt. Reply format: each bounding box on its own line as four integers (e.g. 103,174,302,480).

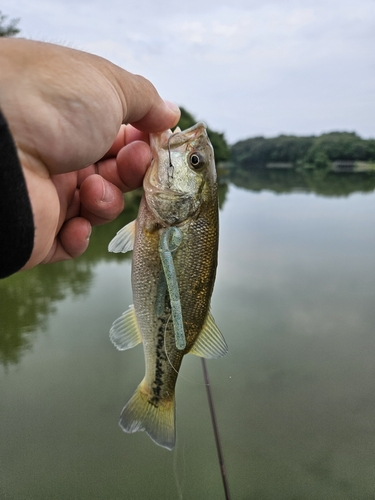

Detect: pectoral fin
108,220,136,253
109,305,142,350
190,312,228,359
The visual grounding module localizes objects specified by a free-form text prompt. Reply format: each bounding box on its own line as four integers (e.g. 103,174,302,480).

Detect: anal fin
190,312,228,359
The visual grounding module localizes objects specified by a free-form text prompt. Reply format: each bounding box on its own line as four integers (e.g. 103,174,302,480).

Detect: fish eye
189,152,205,170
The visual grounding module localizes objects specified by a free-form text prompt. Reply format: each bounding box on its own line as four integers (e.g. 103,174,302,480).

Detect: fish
108,122,228,450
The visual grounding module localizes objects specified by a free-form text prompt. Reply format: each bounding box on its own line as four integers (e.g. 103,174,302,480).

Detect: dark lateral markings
149,316,169,407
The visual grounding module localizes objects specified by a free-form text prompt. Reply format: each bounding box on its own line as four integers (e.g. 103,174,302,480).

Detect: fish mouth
150,122,208,153
164,122,207,150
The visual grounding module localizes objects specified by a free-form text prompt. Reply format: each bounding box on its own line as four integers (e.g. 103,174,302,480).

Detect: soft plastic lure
158,227,185,350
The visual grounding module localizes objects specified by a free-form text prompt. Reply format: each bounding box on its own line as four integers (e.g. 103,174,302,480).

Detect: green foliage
231,135,315,168
304,148,330,169
207,129,230,164
231,131,375,170
177,107,230,163
0,11,20,37
177,107,196,131
307,132,375,161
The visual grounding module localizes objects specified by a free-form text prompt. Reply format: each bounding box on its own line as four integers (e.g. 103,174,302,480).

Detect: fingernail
86,224,92,241
101,179,115,203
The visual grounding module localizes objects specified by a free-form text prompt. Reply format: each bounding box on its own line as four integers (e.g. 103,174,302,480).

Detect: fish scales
108,122,227,450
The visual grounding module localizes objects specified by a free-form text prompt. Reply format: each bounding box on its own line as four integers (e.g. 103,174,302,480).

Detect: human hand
0,38,180,269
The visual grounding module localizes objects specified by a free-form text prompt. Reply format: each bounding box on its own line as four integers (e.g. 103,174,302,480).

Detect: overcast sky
2,0,374,143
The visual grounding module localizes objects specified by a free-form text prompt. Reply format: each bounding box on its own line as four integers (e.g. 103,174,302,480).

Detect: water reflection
0,259,92,367
1,168,373,368
0,185,230,367
1,169,375,499
229,166,375,196
0,196,137,367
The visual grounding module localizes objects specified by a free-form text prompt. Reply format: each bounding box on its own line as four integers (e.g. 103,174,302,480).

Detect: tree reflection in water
1,168,374,367
0,193,139,367
228,167,375,197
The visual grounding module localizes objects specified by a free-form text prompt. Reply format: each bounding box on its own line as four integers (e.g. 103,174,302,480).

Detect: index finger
102,124,149,160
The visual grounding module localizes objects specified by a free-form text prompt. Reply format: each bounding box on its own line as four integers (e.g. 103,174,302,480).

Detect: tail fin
119,380,176,451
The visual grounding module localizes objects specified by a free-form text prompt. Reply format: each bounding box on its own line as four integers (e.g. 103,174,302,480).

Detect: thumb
105,67,181,132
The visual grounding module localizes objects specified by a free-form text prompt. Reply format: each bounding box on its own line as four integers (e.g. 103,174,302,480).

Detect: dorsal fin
108,220,136,253
190,312,228,359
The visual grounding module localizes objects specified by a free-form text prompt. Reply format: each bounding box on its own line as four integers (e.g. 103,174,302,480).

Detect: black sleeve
0,109,34,279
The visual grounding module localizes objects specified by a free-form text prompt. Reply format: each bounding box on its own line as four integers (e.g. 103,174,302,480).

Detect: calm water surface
1,177,375,499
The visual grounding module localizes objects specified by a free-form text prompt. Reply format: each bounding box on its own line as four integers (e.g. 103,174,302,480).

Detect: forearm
0,109,34,278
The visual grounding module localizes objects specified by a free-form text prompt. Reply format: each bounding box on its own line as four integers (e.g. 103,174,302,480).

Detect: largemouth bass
108,122,227,450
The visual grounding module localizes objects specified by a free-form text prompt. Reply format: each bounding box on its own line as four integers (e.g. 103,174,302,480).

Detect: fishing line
162,315,202,386
163,314,180,376
161,295,230,497
167,133,179,186
173,436,186,500
201,358,232,500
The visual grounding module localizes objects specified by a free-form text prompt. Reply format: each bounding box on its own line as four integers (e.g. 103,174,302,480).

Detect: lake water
1,172,375,499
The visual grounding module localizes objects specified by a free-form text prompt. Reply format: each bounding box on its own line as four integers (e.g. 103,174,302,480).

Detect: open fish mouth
160,122,208,150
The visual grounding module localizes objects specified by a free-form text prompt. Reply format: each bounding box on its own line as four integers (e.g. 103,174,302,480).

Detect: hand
0,38,180,269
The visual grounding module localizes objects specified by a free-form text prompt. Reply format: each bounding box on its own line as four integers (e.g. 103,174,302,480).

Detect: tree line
230,132,375,170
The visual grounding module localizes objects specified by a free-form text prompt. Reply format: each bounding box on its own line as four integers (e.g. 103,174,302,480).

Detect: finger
130,98,181,133
96,141,151,192
115,140,152,190
102,124,149,160
51,171,79,228
79,174,125,225
77,165,96,188
109,67,180,131
65,188,81,221
42,217,91,263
